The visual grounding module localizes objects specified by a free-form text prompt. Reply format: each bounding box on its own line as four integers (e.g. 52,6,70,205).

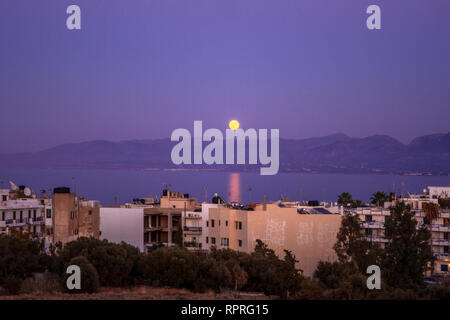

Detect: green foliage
337,192,363,208
382,202,434,289
294,279,324,300
333,213,380,272
426,277,450,300
20,277,62,294
314,261,349,289
0,235,46,283
4,276,23,295
64,256,100,293
56,237,142,287
370,191,388,207
138,246,200,290
337,192,353,206
438,198,450,209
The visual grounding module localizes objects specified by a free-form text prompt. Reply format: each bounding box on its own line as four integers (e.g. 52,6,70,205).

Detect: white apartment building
182,202,220,251
0,187,51,245
353,186,450,275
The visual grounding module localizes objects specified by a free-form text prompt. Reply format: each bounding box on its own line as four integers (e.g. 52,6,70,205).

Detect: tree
0,235,46,284
173,218,183,247
56,237,141,287
370,191,388,207
64,256,100,293
382,202,434,289
338,192,353,206
313,261,347,289
333,213,381,272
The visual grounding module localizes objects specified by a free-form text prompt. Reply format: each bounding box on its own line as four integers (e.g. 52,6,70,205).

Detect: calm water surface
0,169,448,206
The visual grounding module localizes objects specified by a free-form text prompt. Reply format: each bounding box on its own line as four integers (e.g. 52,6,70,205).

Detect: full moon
229,120,240,131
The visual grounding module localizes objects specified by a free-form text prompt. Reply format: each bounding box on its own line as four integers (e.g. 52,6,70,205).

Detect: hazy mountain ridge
1,133,449,175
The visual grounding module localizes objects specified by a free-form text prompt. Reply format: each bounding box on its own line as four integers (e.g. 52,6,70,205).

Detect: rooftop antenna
9,181,19,191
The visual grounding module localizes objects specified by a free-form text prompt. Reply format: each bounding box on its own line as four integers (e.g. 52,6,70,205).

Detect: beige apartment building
143,190,200,250
52,187,100,246
207,202,342,277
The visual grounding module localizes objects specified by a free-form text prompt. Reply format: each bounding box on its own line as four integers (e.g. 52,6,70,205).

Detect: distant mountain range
1,132,449,175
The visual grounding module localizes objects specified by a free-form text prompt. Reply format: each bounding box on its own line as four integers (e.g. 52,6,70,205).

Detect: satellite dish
24,187,32,197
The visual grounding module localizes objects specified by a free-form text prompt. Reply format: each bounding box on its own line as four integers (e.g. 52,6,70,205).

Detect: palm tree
370,191,388,207
338,192,353,206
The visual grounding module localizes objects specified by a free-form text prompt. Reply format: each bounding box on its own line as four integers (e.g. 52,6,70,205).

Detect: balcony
362,221,384,229
186,213,202,219
184,226,202,234
28,217,44,225
436,252,450,260
184,241,202,248
366,235,388,243
432,239,450,246
5,219,26,227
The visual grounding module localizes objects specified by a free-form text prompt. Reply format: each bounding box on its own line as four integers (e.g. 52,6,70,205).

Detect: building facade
206,202,341,277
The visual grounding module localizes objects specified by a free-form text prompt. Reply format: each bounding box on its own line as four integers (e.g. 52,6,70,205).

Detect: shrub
57,237,141,287
64,256,100,294
4,276,23,295
20,276,62,294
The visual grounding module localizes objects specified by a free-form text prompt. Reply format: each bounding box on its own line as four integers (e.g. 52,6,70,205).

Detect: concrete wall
208,204,341,277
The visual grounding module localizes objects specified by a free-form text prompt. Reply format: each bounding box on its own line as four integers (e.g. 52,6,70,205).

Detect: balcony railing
362,221,384,229
184,226,202,233
436,252,450,260
432,239,450,246
184,241,202,248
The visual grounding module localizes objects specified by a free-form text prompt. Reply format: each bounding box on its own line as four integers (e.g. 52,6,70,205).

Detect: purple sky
1,0,449,153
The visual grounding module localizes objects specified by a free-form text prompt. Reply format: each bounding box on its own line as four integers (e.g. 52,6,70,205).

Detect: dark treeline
0,236,303,298
1,202,450,299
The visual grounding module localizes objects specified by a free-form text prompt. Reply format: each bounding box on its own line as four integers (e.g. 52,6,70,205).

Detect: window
89,210,92,215
219,220,221,226
206,237,209,244
225,220,228,227
13,211,16,220
19,211,23,223
1,211,4,221
46,209,52,218
445,233,449,240
211,237,216,245
33,210,36,219
444,246,449,254
444,218,450,226
2,195,6,201
235,221,242,230
221,238,229,247
365,228,372,236
206,221,209,227
441,264,449,272
238,240,242,247
365,215,372,222
211,219,215,228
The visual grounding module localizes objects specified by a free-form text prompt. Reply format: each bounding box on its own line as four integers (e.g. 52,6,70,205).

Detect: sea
0,169,449,206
